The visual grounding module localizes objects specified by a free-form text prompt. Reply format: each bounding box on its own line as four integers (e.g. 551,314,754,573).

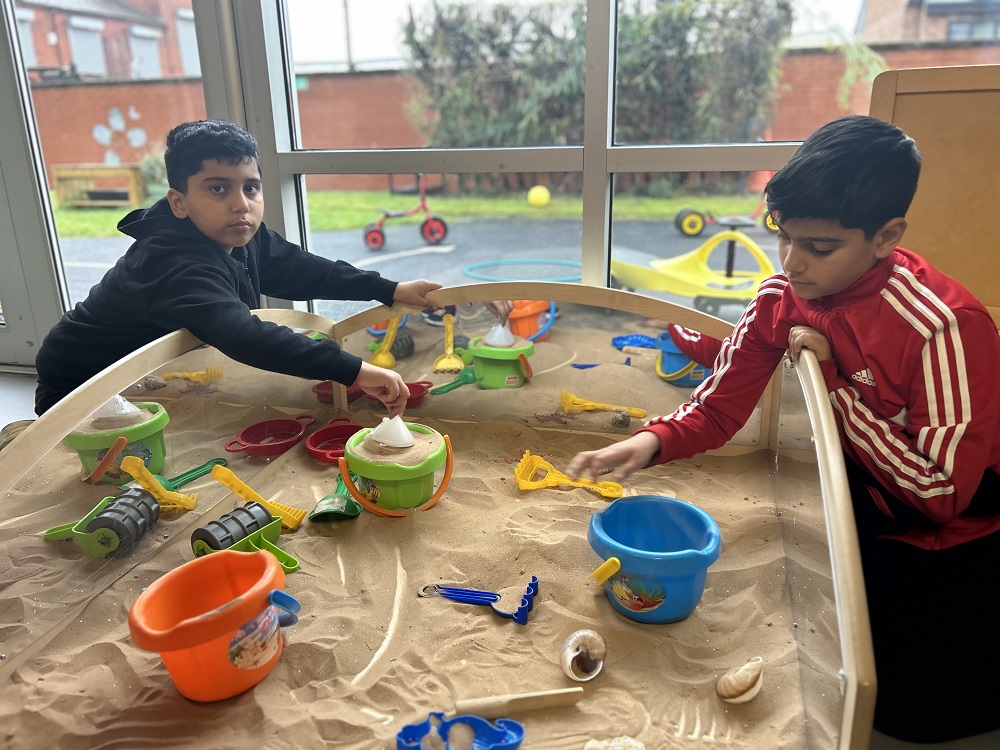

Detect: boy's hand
485,300,514,325
566,431,661,483
354,362,410,417
788,325,832,363
393,280,443,310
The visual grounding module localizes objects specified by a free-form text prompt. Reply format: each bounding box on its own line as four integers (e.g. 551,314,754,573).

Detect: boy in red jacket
569,115,1000,743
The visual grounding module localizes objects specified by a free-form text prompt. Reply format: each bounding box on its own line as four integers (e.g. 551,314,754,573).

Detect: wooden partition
870,65,1000,329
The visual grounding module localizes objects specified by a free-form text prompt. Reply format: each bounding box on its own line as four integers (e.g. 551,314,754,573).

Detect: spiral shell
561,629,606,682
716,656,764,704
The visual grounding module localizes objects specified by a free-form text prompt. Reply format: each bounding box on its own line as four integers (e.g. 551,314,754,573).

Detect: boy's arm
254,224,398,306
640,280,789,465
827,308,1000,524
152,267,365,385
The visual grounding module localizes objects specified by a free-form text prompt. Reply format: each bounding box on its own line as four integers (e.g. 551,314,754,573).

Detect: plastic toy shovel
430,367,476,394
514,450,623,499
560,389,646,418
120,456,198,511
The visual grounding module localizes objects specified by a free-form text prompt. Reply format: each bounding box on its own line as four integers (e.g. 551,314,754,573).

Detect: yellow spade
210,464,306,530
560,389,647,418
120,456,198,511
432,314,465,373
370,316,401,368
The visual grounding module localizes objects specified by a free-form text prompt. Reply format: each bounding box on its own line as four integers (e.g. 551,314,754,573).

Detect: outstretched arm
354,362,410,417
566,432,661,483
393,280,443,309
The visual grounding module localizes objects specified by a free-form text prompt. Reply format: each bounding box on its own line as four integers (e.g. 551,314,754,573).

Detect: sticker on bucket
229,605,282,670
356,476,381,504
607,574,666,614
504,374,520,386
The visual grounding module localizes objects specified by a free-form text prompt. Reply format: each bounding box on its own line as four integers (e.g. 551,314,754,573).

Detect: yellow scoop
120,456,198,511
210,465,306,530
514,450,623,499
560,389,647,418
161,365,223,385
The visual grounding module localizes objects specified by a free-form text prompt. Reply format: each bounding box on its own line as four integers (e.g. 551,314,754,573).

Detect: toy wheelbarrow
418,576,539,625
191,501,299,573
44,488,160,558
515,450,623,499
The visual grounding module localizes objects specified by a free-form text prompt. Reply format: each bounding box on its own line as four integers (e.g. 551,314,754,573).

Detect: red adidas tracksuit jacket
641,248,1000,549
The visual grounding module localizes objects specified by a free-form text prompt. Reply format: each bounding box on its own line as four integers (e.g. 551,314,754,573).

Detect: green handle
163,458,228,491
253,536,300,574
43,522,78,541
430,379,468,395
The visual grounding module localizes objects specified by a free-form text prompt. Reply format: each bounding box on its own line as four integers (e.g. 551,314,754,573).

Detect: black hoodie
34,199,398,414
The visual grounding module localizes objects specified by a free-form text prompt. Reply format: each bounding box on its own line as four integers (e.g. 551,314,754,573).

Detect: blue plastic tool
611,333,658,350
418,576,539,625
397,711,524,750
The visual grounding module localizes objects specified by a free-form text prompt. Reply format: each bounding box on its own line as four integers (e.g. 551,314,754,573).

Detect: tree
404,0,792,193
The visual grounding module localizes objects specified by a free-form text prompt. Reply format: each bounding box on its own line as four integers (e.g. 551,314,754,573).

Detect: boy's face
166,157,263,253
776,217,906,300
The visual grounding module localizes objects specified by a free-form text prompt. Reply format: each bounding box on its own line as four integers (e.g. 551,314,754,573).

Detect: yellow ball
527,185,551,208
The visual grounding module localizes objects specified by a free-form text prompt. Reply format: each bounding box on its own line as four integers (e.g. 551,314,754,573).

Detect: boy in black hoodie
32,120,488,417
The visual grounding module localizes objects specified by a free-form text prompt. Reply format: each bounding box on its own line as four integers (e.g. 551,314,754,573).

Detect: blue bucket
654,331,711,387
588,495,721,623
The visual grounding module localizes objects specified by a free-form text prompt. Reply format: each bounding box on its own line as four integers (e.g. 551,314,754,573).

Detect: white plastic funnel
483,321,516,348
365,416,414,448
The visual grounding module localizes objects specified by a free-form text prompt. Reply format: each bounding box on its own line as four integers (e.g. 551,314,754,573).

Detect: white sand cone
483,321,515,348
365,416,414,448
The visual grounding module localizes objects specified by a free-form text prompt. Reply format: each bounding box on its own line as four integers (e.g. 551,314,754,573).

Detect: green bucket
62,402,170,486
467,337,535,389
342,424,447,510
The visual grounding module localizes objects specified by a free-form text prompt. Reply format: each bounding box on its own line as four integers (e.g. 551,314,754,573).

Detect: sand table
0,304,843,749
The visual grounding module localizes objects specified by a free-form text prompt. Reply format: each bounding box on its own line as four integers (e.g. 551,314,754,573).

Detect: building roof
18,0,164,27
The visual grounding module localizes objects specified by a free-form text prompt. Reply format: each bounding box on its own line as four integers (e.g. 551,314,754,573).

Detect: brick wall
32,79,206,182
772,43,1000,141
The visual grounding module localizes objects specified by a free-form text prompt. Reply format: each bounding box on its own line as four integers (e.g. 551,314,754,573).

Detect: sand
0,303,842,749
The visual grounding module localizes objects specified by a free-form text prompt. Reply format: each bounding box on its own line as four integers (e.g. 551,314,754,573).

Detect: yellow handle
589,557,621,585
443,313,456,354
210,465,305,530
120,456,198,510
560,474,624,499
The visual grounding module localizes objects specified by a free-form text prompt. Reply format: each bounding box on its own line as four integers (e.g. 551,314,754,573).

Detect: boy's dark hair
765,115,921,238
164,119,261,192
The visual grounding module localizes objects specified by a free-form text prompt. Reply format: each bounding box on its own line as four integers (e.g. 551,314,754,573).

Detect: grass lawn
51,190,766,238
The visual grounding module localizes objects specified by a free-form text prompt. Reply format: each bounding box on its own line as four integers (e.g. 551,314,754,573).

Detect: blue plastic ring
463,258,582,283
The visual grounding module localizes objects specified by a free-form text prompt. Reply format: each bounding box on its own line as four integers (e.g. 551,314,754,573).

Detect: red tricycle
363,173,448,250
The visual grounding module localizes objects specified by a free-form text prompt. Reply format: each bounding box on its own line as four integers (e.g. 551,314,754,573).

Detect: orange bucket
128,550,298,702
509,299,551,342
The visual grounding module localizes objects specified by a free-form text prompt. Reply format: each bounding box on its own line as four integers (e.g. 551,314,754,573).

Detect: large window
175,8,200,76
129,26,162,79
67,16,106,77
14,7,34,67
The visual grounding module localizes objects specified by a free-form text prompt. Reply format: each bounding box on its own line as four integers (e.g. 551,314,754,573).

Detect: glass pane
616,1,1000,145
301,173,584,323
14,0,208,307
610,170,780,325
287,0,585,149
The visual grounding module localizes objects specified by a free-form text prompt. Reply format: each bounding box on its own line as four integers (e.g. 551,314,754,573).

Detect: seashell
561,629,606,682
716,656,764,704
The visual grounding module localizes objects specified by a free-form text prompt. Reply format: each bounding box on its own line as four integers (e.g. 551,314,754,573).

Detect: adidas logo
851,368,876,387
